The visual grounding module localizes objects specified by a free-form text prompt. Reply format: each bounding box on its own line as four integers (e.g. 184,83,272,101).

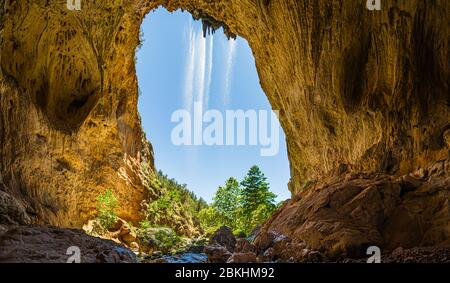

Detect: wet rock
186,245,206,254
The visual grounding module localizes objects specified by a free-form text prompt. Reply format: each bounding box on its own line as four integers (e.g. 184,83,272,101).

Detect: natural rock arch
0,0,448,255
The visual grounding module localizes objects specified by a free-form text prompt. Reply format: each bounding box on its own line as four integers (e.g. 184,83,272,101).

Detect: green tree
213,177,242,228
240,166,276,232
197,206,222,234
96,189,119,229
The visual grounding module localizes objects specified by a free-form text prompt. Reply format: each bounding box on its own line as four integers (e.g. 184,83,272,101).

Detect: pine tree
240,165,276,231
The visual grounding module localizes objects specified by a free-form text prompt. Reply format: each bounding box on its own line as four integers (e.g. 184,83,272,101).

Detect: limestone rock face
0,0,156,226
0,0,448,257
254,158,450,259
162,0,450,193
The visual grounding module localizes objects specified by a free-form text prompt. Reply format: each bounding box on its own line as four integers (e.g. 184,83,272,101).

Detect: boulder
254,167,450,260
209,226,236,252
186,245,206,254
117,222,137,246
0,225,137,263
204,244,232,263
248,225,261,242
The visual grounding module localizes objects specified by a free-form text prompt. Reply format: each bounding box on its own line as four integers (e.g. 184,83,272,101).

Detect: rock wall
161,0,449,193
0,0,448,251
0,0,156,226
254,159,450,259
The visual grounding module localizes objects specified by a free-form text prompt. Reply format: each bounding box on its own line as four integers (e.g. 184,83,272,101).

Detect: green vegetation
137,168,210,254
141,169,208,231
96,189,119,230
93,165,278,254
198,165,278,235
213,177,241,229
137,227,181,254
240,166,277,230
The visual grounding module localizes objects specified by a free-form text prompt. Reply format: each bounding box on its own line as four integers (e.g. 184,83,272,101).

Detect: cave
0,0,449,263
136,8,290,213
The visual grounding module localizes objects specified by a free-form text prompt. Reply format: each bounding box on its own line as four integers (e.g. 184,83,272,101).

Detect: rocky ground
253,157,450,261
201,226,450,263
0,223,449,263
0,225,137,263
346,246,450,263
1,157,448,263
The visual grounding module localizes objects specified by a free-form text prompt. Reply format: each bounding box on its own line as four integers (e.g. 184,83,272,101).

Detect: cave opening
136,7,290,230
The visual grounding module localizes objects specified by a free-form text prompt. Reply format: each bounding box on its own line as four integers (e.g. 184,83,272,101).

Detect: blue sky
136,8,290,203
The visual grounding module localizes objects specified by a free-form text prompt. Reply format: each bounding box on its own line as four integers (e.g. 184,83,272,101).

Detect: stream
142,252,208,263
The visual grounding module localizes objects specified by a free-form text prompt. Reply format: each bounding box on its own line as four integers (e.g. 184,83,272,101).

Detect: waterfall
204,35,214,109
223,38,237,107
195,31,207,108
183,22,215,112
183,23,196,112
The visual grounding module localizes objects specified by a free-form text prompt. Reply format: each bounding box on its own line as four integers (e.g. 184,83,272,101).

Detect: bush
197,207,222,235
96,189,118,230
138,227,181,254
154,228,180,253
139,219,152,230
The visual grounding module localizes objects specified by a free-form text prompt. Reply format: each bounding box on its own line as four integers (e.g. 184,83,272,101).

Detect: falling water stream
183,20,237,111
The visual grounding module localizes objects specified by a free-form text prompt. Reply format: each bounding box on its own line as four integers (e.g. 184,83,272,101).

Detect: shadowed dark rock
0,225,137,263
209,226,236,252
